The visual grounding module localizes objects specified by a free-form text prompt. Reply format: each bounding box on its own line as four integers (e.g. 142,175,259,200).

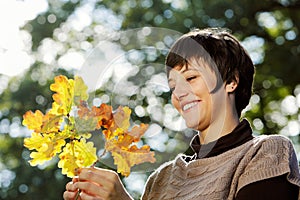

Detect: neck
199,116,239,144
199,98,240,144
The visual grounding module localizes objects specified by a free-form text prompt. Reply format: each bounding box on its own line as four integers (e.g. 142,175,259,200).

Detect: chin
185,121,200,130
183,114,202,130
185,120,208,132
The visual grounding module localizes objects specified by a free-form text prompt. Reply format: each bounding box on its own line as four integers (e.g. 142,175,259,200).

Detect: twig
75,189,81,200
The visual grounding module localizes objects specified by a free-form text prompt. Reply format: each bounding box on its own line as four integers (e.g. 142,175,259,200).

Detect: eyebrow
167,68,199,83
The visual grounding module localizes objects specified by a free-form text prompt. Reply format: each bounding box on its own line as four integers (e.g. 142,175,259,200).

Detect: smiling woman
63,27,300,200
165,29,249,144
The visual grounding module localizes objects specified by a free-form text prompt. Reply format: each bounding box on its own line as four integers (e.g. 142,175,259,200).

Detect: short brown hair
165,28,255,117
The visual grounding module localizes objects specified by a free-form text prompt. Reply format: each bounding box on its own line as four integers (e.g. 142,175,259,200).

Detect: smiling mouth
182,101,199,111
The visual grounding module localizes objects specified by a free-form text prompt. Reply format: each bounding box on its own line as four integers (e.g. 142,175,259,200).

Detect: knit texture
141,135,300,200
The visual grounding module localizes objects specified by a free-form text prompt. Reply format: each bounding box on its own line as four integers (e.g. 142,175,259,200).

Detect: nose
172,83,189,100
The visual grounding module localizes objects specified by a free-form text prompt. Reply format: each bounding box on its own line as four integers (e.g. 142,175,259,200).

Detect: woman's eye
186,76,196,81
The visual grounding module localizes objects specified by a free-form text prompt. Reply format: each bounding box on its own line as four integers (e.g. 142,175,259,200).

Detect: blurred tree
0,0,299,199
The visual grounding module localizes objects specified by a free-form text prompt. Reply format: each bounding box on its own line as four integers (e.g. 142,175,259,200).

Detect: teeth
183,102,198,111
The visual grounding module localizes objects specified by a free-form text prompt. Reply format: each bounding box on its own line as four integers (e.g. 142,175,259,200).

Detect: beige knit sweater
141,135,300,200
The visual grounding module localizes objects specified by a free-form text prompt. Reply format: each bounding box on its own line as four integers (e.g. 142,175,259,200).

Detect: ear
225,78,239,93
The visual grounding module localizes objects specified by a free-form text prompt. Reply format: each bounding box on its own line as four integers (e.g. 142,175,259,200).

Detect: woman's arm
63,167,133,200
235,174,299,200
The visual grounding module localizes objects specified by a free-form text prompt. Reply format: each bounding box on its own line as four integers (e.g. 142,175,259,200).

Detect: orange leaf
92,103,114,129
103,106,131,139
113,106,131,131
128,123,149,142
77,102,114,130
105,138,155,177
105,123,155,177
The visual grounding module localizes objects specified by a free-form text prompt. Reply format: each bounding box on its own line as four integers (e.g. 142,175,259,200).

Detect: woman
63,28,300,200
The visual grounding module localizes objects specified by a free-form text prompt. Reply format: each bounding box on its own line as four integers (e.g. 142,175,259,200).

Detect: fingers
78,191,102,200
64,178,80,200
63,190,81,200
75,181,110,199
66,180,78,192
64,167,127,200
79,167,118,182
63,190,101,200
72,176,79,182
76,167,121,199
78,168,118,192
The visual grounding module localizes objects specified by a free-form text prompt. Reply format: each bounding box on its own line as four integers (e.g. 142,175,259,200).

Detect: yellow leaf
22,110,44,133
58,138,97,177
41,113,61,133
74,76,89,105
75,138,98,167
24,133,66,166
50,75,74,115
22,111,61,134
58,142,78,178
48,102,62,116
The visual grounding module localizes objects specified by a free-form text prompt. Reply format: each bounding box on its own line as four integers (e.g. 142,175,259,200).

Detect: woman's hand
63,167,133,200
63,177,81,200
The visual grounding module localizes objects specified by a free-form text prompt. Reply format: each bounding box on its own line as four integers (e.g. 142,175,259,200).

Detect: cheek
171,95,181,112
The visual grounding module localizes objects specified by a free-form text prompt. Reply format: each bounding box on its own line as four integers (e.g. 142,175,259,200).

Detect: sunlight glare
0,0,48,77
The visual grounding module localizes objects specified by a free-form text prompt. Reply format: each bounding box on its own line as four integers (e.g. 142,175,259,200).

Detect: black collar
189,119,254,159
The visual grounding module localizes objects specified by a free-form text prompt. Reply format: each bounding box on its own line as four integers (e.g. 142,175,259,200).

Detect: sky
0,0,48,77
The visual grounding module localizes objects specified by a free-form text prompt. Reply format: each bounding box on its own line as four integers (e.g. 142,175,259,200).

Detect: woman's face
168,62,221,132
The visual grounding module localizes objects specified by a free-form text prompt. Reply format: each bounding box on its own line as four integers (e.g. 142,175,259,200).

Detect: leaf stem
75,189,81,200
99,149,107,158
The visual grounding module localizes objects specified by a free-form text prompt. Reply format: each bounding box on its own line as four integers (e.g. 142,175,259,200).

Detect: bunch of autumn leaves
23,75,155,177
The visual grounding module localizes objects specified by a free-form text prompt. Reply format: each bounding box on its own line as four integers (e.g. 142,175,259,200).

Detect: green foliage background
0,0,299,199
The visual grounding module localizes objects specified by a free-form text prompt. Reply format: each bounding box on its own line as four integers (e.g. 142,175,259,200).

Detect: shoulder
246,134,297,169
254,134,292,144
237,134,300,191
251,134,295,155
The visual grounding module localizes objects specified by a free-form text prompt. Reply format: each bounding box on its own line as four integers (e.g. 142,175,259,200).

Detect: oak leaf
105,123,155,176
24,132,66,166
23,110,61,134
105,137,155,177
58,138,97,177
74,76,89,105
50,75,74,115
22,110,44,133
